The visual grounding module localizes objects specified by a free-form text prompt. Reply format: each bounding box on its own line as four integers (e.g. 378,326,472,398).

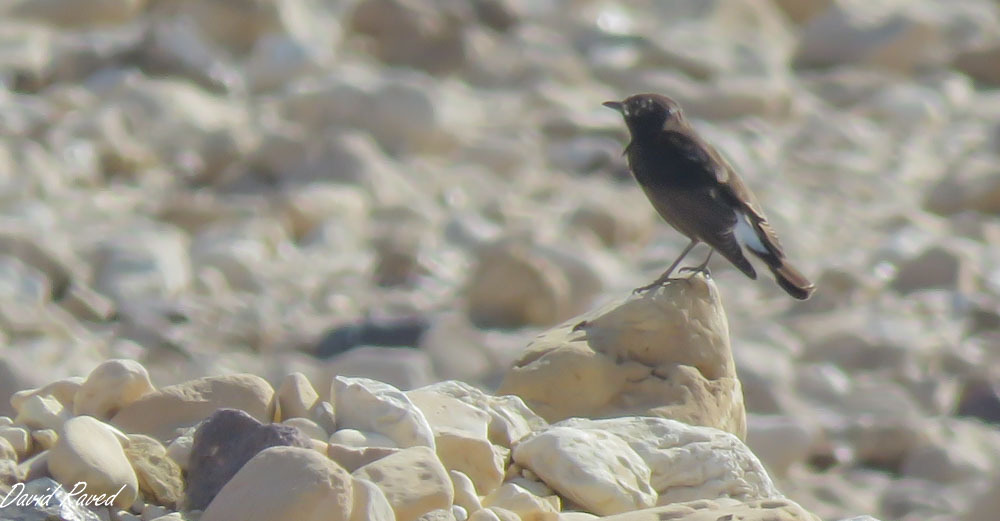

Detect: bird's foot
632,277,676,294
678,265,711,278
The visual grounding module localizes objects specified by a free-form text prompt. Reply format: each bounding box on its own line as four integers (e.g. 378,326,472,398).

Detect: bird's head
603,93,683,138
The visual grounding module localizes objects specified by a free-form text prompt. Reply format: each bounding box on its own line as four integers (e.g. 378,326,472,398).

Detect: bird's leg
634,239,698,293
679,249,714,277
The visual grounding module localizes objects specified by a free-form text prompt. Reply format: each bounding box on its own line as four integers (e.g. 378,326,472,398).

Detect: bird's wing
704,142,787,260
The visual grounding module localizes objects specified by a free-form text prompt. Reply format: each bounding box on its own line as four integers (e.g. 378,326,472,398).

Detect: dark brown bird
603,93,815,300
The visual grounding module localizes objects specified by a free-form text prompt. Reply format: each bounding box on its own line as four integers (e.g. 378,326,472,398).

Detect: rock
310,401,338,435
123,434,185,509
482,483,560,521
93,223,192,305
165,432,193,472
953,43,1000,86
347,0,469,74
465,237,602,328
498,274,746,439
74,359,155,420
332,376,435,449
12,394,69,430
325,346,436,391
110,374,275,442
878,478,955,520
354,446,454,521
0,477,103,521
185,408,314,510
597,497,821,521
408,388,504,495
8,0,146,27
416,381,546,448
0,425,32,459
772,0,833,24
200,446,353,521
363,78,442,155
745,414,815,476
891,244,978,295
276,372,319,421
31,429,57,451
49,416,139,509
0,435,16,461
352,477,396,521
453,505,469,521
327,443,401,472
418,312,494,382
900,419,1000,483
329,428,397,449
420,509,458,521
469,509,502,521
282,417,328,441
512,425,656,516
245,34,330,93
957,378,1000,424
450,470,483,513
794,2,943,71
10,377,84,416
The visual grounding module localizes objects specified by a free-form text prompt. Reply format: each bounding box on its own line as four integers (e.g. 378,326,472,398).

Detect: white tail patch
734,212,767,255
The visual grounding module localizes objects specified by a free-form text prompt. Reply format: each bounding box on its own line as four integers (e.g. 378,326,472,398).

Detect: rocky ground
1,0,1000,520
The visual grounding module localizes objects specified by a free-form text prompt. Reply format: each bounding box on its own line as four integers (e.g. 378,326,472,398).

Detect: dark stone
184,408,313,510
957,378,1000,424
314,315,430,358
0,477,101,521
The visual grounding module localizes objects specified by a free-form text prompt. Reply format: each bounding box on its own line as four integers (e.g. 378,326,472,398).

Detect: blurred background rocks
1,0,1000,519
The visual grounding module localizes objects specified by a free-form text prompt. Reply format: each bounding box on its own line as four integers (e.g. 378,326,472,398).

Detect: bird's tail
767,260,815,300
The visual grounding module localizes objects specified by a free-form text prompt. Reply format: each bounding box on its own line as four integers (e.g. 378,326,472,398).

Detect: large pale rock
201,446,353,521
74,359,155,419
110,374,275,442
559,417,780,504
354,446,455,521
512,425,656,516
276,372,319,421
123,434,184,509
417,381,546,447
409,387,505,495
0,425,31,459
333,376,435,449
499,274,746,439
48,416,139,509
598,497,821,521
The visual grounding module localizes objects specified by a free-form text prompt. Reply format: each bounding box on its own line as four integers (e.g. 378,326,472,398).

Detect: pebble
48,416,139,509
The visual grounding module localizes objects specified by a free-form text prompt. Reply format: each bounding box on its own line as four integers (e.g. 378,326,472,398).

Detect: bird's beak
602,100,624,113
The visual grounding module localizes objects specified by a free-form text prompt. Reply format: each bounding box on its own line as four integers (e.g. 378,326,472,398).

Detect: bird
603,93,815,300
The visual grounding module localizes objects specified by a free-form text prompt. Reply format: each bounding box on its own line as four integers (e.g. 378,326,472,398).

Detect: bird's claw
678,265,711,277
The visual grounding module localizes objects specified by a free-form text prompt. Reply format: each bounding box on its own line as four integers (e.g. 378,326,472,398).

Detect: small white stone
450,470,482,513
452,505,469,521
277,372,319,421
282,417,328,441
0,425,32,458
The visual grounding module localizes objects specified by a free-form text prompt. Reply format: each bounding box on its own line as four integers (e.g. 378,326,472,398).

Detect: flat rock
353,445,454,521
74,359,155,420
200,446,353,521
185,408,313,510
48,416,139,509
499,274,746,439
110,374,275,442
512,425,656,516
